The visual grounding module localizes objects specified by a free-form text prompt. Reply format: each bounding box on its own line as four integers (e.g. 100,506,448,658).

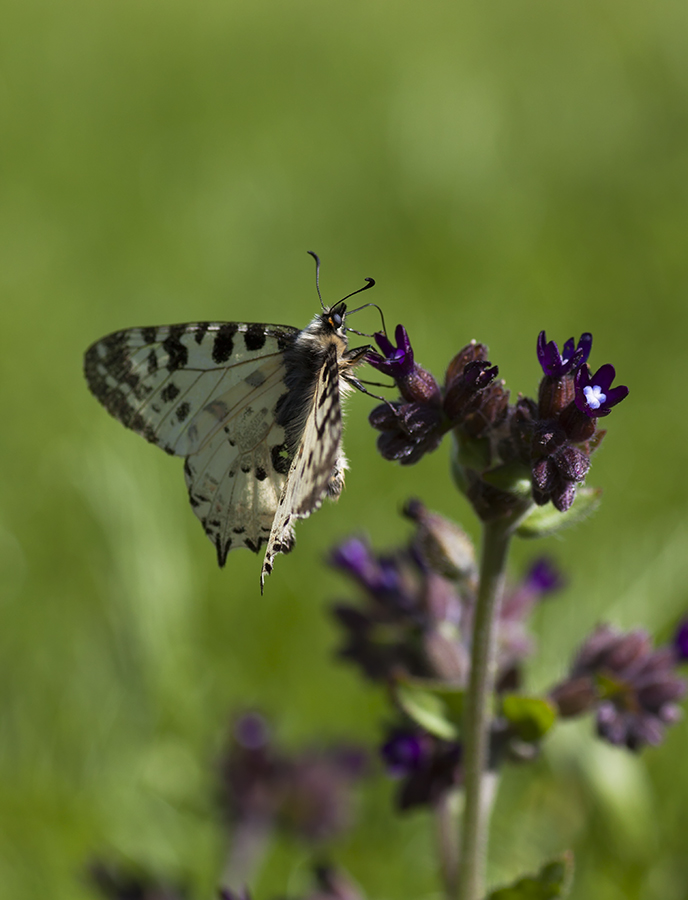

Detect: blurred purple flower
218,713,367,845
552,625,686,750
380,726,462,811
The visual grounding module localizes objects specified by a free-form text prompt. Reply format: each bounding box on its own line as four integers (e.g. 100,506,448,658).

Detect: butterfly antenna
339,277,376,306
345,301,388,337
307,250,326,311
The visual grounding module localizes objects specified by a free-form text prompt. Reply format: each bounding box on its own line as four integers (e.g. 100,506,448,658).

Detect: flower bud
404,499,476,581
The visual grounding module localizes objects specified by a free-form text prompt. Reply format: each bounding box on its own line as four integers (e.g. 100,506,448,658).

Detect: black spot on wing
276,331,295,352
161,383,180,403
244,537,264,553
271,442,291,475
141,327,157,345
147,350,158,374
162,326,188,371
212,324,238,363
255,466,267,481
194,322,210,344
274,391,289,419
216,536,232,567
176,401,191,422
244,324,266,351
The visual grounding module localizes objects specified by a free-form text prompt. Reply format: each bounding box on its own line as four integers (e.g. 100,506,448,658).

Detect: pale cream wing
84,322,299,566
183,358,294,566
261,343,343,590
84,322,297,455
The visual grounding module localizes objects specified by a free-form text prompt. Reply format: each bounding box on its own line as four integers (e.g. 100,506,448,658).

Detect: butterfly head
326,301,347,335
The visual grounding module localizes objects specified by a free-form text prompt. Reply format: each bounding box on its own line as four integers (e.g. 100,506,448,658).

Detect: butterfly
83,255,380,590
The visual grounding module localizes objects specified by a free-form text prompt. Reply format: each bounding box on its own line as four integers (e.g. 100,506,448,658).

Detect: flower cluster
331,502,559,690
218,712,367,844
367,326,628,517
330,504,564,808
515,331,628,511
367,329,504,468
551,625,686,750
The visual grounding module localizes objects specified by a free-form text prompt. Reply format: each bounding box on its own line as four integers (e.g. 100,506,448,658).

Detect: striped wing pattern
84,321,299,565
261,343,343,589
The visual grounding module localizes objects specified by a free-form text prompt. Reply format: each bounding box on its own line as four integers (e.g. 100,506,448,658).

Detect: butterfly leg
326,452,348,498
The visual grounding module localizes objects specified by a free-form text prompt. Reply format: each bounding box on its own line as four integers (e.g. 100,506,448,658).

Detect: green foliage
487,853,573,900
2,0,688,898
516,489,602,539
394,679,465,740
501,695,558,743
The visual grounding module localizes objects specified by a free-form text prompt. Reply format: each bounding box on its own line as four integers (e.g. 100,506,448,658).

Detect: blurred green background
2,0,688,897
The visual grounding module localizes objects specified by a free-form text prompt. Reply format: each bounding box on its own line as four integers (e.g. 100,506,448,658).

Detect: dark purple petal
381,730,427,776
367,324,415,378
537,331,593,377
574,364,629,418
604,384,631,407
592,364,616,392
674,619,688,661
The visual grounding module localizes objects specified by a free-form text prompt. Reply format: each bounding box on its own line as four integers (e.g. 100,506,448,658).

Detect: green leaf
516,487,602,539
501,694,558,742
452,432,492,472
486,852,574,899
394,679,465,741
482,461,532,498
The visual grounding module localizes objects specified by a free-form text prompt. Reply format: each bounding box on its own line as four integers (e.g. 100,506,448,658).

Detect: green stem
435,789,460,899
457,520,512,900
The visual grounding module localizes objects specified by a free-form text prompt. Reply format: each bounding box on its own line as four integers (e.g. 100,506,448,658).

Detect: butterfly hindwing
85,321,305,564
181,355,294,564
261,342,344,589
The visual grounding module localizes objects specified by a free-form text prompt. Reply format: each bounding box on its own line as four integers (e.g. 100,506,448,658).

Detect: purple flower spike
674,619,688,661
574,363,629,418
367,324,415,378
537,331,592,377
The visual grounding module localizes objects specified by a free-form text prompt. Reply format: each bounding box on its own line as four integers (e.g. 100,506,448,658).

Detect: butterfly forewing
84,323,298,455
